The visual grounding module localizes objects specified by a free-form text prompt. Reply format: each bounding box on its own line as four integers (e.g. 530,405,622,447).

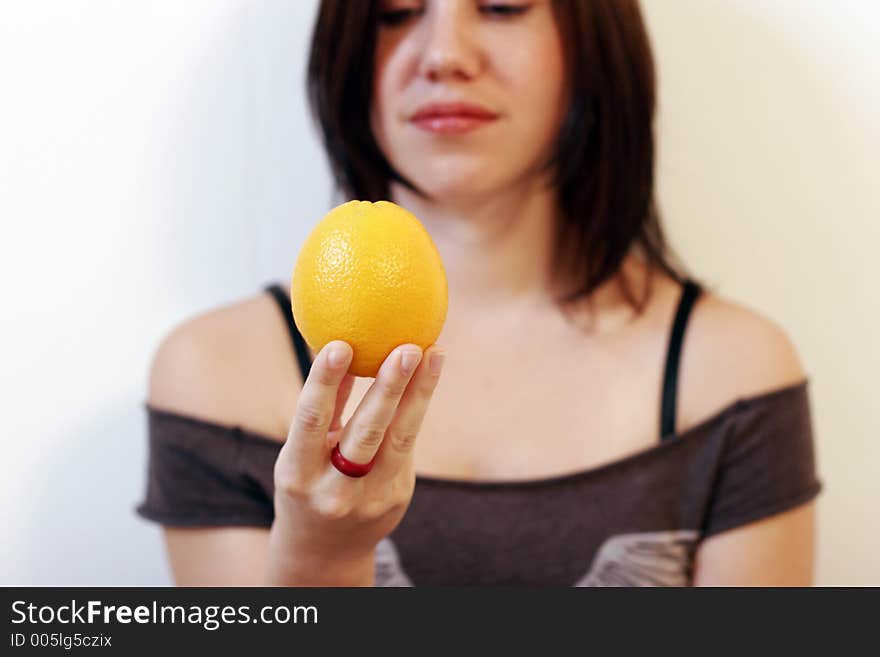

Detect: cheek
371,46,406,150
506,41,567,142
371,83,396,157
370,77,386,146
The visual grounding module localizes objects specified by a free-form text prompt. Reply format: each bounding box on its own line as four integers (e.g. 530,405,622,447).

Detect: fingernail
328,345,349,369
399,349,421,375
429,351,445,376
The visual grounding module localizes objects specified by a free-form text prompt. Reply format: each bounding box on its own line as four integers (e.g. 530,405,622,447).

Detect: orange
290,200,448,377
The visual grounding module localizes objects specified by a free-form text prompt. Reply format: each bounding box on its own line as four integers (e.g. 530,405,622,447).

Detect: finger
371,345,444,478
281,340,353,473
329,373,356,433
333,344,423,470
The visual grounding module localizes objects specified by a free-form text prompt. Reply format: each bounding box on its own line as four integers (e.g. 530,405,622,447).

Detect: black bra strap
265,284,313,384
660,279,702,440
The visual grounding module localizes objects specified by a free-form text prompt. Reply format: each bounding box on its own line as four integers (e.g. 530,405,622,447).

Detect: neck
390,178,560,315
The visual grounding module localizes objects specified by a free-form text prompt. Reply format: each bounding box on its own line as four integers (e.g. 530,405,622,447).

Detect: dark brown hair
307,0,687,313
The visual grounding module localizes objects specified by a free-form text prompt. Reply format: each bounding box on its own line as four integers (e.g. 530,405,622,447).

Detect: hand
267,339,444,585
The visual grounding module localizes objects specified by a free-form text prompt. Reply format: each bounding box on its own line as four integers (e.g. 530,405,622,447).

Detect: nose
417,3,482,82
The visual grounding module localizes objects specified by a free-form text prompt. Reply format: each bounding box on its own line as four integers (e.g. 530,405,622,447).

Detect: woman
137,0,821,586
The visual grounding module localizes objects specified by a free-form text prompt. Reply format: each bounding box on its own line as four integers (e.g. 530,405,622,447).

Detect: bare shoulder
148,288,299,440
677,286,807,429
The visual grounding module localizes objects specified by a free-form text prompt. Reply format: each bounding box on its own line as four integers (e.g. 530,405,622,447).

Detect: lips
410,102,499,135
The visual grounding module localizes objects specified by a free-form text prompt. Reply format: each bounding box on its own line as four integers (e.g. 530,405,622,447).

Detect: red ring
330,442,376,478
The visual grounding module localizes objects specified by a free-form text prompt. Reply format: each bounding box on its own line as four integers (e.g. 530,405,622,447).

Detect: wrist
266,552,375,587
265,520,375,586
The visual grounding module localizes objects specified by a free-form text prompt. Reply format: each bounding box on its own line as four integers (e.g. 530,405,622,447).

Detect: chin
402,158,511,201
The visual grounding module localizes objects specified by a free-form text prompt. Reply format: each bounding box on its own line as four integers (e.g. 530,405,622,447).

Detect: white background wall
1,1,876,585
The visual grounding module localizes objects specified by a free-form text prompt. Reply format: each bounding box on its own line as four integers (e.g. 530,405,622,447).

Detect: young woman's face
371,0,567,201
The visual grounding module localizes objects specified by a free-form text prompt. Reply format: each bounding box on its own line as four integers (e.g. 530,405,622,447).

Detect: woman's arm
147,297,287,586
163,527,270,586
684,293,819,586
692,501,816,586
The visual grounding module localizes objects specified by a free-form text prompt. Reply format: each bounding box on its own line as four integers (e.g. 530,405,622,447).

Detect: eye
378,8,424,27
479,3,530,18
